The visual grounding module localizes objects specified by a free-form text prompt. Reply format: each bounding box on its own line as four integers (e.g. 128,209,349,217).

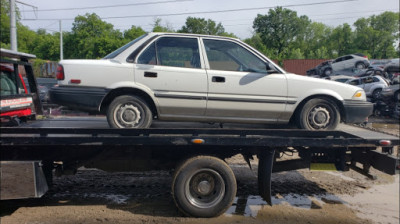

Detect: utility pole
59,20,63,60
10,0,17,51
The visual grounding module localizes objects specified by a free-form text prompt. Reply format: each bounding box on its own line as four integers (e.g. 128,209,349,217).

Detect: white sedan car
50,33,373,130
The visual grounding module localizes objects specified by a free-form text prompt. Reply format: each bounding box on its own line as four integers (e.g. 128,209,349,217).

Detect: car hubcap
185,169,225,209
115,104,141,127
309,107,331,129
357,64,365,69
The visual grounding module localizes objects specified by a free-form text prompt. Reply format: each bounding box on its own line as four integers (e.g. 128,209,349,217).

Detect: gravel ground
1,116,399,224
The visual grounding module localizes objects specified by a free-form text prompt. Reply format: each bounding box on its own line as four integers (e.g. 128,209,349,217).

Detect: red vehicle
0,49,41,125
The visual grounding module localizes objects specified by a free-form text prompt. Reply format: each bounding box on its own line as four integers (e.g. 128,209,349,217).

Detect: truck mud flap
0,161,48,200
369,150,399,175
258,149,275,205
352,149,399,175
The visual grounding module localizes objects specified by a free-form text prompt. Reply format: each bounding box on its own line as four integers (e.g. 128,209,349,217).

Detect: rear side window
137,37,201,69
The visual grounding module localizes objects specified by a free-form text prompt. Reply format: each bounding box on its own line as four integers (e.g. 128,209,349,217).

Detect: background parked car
306,60,332,77
383,58,399,82
323,53,370,76
368,59,391,70
329,75,354,83
23,77,57,103
346,75,389,99
381,84,400,102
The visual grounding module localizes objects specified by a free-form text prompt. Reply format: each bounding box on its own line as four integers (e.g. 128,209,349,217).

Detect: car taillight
56,65,65,80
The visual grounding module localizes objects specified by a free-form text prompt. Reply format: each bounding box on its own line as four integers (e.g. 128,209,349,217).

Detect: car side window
343,56,353,61
348,79,360,85
203,39,267,73
137,37,201,69
137,42,157,65
334,57,343,63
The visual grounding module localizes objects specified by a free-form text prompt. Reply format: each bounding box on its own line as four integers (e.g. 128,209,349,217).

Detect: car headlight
352,90,366,100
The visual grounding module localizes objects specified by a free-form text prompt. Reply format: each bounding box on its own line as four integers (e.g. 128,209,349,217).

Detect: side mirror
266,63,279,74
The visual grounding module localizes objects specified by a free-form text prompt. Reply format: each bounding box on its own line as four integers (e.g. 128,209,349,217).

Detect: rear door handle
212,76,225,83
144,72,158,78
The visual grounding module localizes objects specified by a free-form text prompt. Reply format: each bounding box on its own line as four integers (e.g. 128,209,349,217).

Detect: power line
21,0,358,21
19,0,192,12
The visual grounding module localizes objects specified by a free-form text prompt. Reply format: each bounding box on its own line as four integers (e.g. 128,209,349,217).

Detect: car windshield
103,34,148,59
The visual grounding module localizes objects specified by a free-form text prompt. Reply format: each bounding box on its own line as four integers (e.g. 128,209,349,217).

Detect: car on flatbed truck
50,33,373,130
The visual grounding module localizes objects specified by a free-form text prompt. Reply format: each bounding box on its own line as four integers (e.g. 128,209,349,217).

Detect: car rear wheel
107,95,152,128
296,98,340,130
356,62,366,69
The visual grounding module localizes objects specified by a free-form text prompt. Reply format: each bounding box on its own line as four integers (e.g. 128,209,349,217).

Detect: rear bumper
342,100,373,123
49,86,109,112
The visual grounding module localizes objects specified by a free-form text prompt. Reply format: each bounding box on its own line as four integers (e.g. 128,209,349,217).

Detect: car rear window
104,34,148,59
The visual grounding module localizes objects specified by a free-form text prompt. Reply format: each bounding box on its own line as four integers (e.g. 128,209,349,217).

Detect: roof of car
148,32,239,41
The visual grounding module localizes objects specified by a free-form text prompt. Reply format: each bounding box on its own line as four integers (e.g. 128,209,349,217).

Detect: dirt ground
1,117,399,224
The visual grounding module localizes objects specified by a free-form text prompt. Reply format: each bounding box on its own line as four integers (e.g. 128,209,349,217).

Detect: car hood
285,73,366,101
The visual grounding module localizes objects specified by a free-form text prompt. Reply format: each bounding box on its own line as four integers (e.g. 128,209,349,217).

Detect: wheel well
289,95,345,123
355,61,367,66
100,88,158,117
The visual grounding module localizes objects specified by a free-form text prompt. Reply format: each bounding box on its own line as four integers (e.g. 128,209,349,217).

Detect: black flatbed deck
1,117,398,148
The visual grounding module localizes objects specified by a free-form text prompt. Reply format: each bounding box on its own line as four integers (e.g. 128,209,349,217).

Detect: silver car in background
346,76,389,99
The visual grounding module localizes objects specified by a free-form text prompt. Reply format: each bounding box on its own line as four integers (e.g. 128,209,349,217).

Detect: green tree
152,18,174,32
354,12,399,58
65,13,124,59
29,29,60,60
253,7,311,59
178,17,225,35
123,25,146,40
302,22,332,59
329,23,354,57
0,0,11,48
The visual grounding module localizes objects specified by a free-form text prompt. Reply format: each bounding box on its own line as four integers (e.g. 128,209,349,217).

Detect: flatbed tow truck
1,50,399,218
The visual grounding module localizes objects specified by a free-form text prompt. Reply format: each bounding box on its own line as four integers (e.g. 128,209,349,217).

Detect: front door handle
144,72,158,78
212,76,225,83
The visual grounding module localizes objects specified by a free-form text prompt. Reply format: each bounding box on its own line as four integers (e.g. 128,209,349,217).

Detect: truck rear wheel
107,95,152,128
172,156,237,217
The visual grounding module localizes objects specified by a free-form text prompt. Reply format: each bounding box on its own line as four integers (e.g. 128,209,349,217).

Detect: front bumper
342,100,373,123
49,86,109,112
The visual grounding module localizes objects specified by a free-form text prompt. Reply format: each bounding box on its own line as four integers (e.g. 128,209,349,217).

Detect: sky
16,0,400,39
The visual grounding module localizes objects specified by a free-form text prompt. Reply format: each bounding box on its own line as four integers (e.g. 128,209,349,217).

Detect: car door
331,57,344,71
342,55,354,70
201,38,287,121
362,77,374,95
134,36,208,116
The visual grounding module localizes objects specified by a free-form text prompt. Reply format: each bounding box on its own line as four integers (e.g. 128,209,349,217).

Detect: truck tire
296,98,340,130
172,156,237,217
107,95,152,128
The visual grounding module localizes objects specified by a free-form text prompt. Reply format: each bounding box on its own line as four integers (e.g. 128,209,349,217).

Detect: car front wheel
107,95,152,128
323,68,332,76
296,98,340,130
